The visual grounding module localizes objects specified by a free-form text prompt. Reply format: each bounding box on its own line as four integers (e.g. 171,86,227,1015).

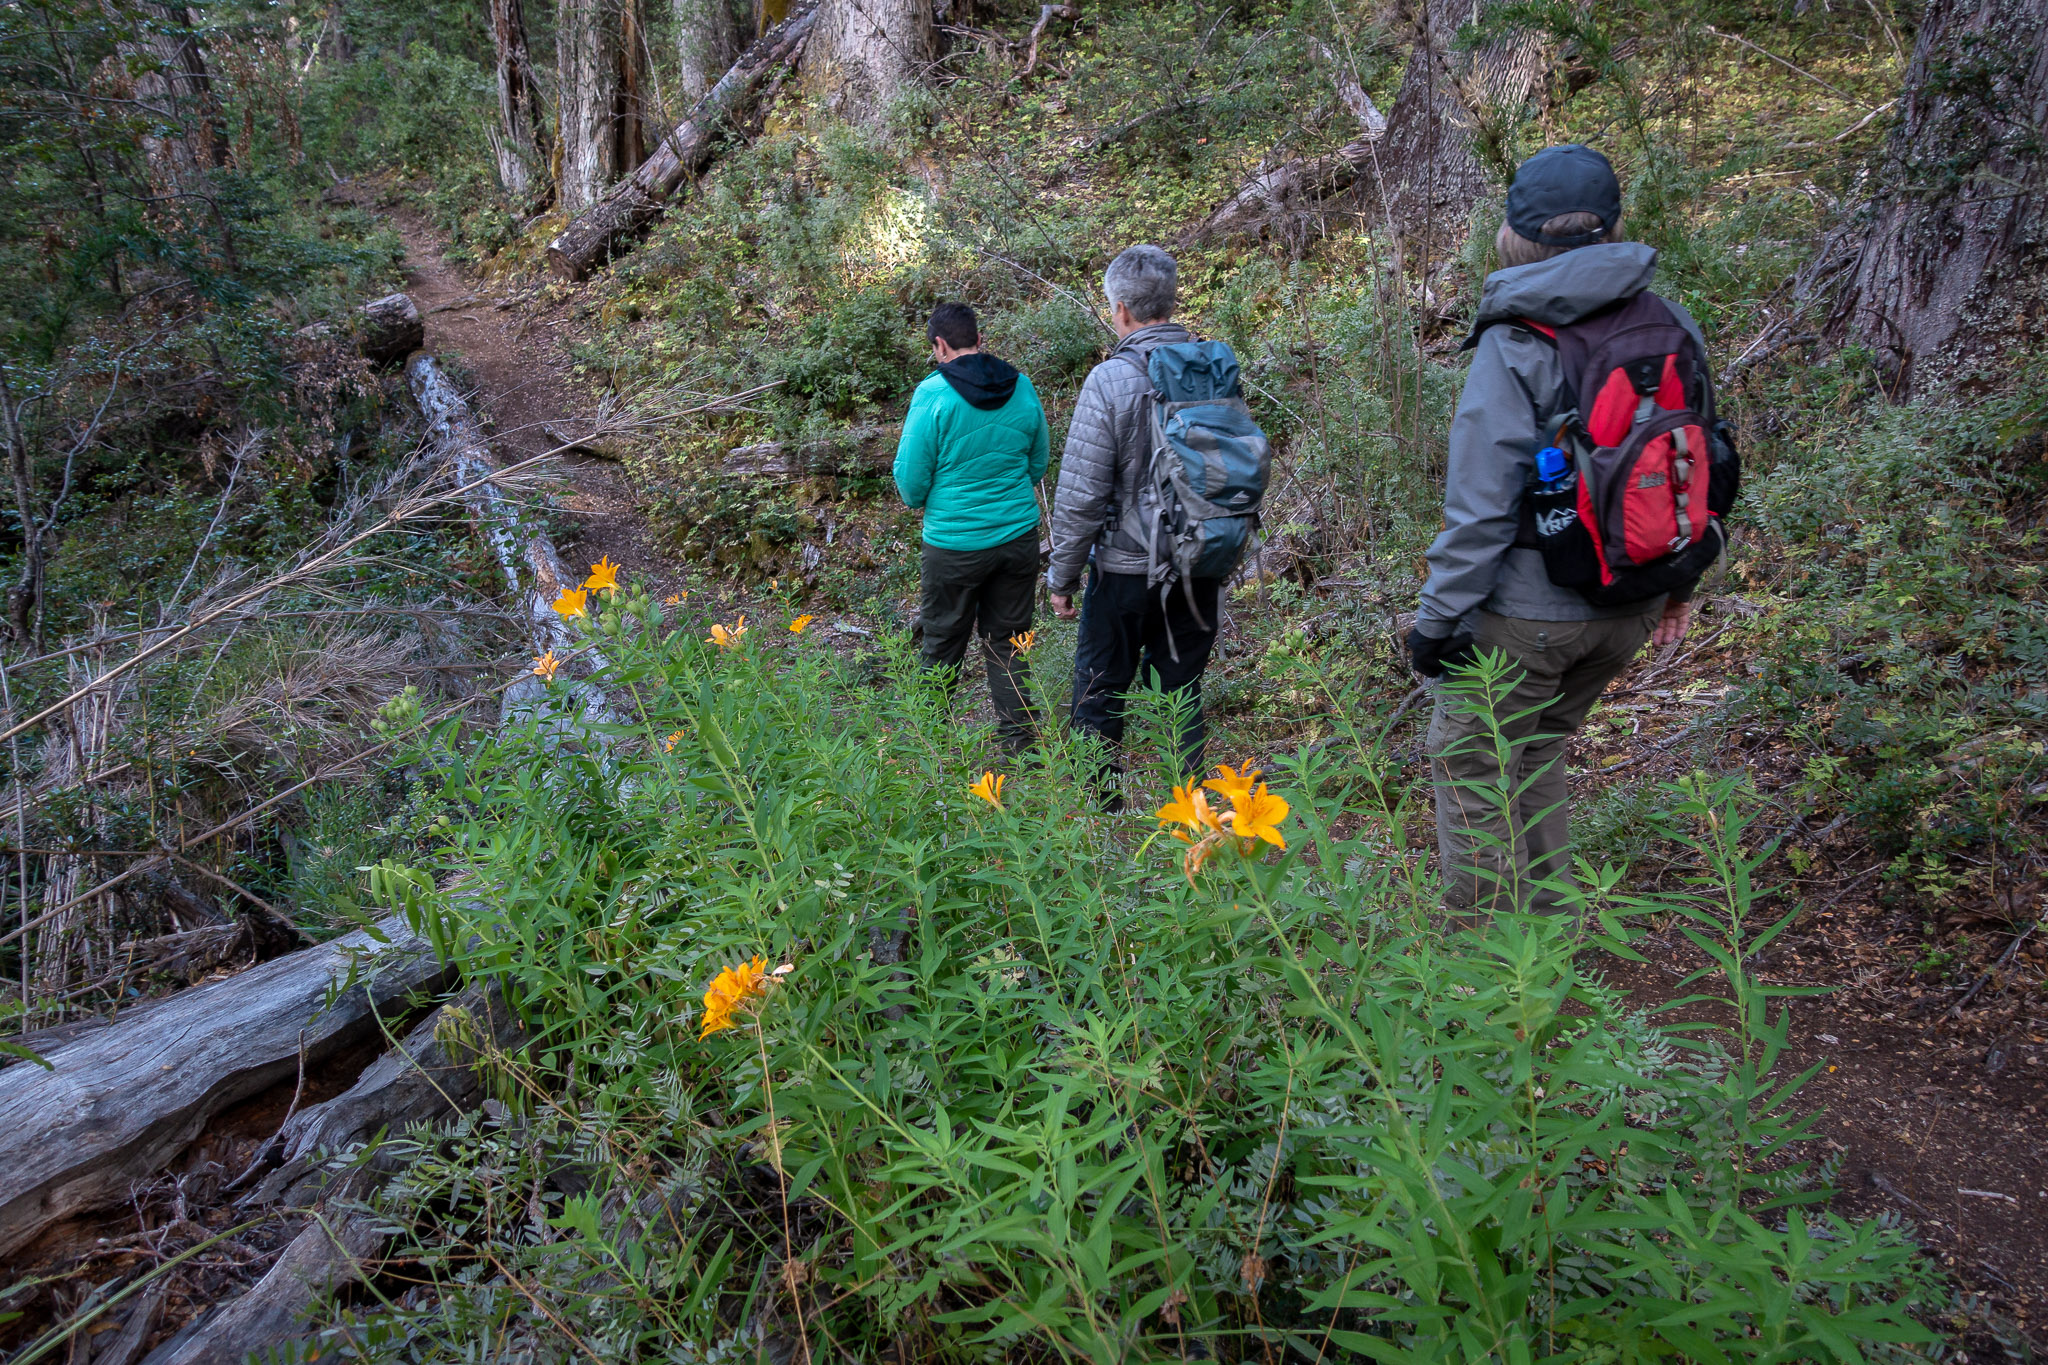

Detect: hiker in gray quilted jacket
1410,145,1709,920
1047,245,1217,804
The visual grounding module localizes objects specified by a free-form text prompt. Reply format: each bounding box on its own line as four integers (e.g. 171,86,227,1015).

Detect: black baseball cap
1505,144,1621,247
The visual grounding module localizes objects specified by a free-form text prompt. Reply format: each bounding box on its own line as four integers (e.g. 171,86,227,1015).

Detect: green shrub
343,595,1946,1363
778,286,916,418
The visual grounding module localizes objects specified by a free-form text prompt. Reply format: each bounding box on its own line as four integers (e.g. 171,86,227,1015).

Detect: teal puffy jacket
893,356,1050,551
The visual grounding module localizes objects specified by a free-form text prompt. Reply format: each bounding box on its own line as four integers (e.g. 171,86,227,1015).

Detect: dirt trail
386,216,2048,1345
389,211,688,601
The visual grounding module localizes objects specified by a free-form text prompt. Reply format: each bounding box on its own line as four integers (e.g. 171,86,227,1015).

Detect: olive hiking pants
1427,606,1660,918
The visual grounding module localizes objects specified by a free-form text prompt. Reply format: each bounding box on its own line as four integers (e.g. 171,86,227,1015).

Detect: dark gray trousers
919,530,1039,752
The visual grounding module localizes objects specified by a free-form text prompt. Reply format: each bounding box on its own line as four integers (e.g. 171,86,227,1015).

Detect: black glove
1407,626,1476,678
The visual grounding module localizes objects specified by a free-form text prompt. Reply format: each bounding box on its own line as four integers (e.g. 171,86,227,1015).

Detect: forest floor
377,214,2048,1347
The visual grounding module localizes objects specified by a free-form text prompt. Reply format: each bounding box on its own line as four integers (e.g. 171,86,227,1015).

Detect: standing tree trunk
1824,0,2048,396
489,0,550,203
556,0,623,210
617,0,648,174
810,0,931,124
1197,0,1544,251
122,2,231,188
547,1,817,278
1369,0,1546,254
676,0,752,101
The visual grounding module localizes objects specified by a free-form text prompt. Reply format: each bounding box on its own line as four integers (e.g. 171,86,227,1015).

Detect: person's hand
1406,626,1476,678
1652,599,1692,648
1050,593,1078,620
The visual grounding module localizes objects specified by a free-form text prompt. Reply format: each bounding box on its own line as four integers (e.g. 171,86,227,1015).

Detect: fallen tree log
247,978,528,1207
139,1193,385,1365
546,2,818,280
1198,5,1544,246
118,364,613,1362
354,293,425,366
0,913,446,1260
1196,43,1385,242
139,981,528,1365
410,354,580,662
724,424,897,478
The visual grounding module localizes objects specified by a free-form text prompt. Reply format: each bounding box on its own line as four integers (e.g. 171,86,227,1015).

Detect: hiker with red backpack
1408,144,1739,918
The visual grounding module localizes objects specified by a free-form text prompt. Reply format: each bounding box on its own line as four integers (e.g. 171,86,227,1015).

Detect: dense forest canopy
0,0,2045,1358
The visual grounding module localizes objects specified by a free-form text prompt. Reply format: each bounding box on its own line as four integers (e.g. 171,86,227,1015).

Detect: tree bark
1199,1,1544,250
724,424,896,477
810,0,932,124
1824,0,2048,395
618,0,649,175
0,913,447,1259
546,1,818,279
676,0,753,102
556,0,624,210
122,2,232,187
489,0,550,203
1369,0,1545,252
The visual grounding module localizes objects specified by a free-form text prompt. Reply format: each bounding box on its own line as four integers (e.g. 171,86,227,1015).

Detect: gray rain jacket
1046,321,1195,595
1414,243,1711,636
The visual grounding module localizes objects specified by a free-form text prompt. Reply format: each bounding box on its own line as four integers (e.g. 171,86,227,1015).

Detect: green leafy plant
325,590,1946,1362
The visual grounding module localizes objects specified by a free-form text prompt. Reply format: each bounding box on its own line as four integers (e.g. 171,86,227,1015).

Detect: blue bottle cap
1535,446,1569,483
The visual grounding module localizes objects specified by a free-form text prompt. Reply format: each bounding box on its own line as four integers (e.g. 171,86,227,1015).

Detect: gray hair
1103,245,1177,323
1495,211,1623,269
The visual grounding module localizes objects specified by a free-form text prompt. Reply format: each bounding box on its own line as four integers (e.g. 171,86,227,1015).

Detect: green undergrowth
1731,358,2048,881
331,591,1948,1363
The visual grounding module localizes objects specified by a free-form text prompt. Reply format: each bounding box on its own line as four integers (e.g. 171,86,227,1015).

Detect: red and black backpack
1511,292,1740,605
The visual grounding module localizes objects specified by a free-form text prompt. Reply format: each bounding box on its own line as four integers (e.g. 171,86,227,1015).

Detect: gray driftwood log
140,981,528,1365
0,914,446,1259
724,424,897,478
248,978,528,1207
546,2,817,280
140,1188,386,1365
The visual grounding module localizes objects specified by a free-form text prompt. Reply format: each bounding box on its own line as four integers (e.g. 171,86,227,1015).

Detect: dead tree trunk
489,0,550,203
723,424,897,477
618,0,649,175
1371,0,1546,253
138,981,529,1365
676,0,753,101
810,0,932,124
556,0,624,210
1197,41,1386,243
0,913,447,1259
1823,0,2048,395
1200,1,1544,250
547,1,818,279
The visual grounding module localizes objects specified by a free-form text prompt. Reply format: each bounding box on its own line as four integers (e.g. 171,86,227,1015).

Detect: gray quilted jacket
1046,322,1194,595
1414,243,1711,636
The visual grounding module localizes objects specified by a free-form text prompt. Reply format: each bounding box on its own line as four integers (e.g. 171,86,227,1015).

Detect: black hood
937,353,1019,410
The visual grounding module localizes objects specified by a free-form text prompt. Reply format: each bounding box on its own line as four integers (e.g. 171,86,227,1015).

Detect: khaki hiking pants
1427,607,1659,919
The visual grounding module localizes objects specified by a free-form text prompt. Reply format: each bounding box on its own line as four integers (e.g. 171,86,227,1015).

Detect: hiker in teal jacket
895,302,1051,754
